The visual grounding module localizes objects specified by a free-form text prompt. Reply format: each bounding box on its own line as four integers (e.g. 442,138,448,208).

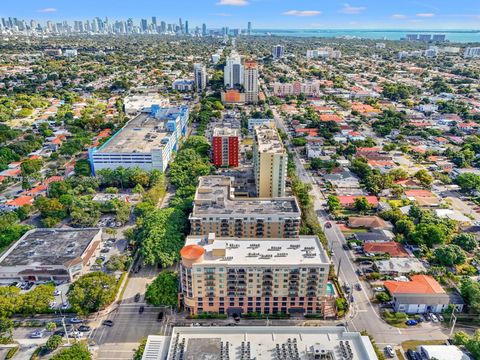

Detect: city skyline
1,0,480,29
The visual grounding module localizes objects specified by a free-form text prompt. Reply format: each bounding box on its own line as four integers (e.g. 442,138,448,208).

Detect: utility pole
337,258,342,278
58,292,70,345
449,307,457,338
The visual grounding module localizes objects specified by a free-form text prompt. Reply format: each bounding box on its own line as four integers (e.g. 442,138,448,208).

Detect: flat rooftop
164,326,378,360
213,127,240,137
185,234,330,266
0,228,101,267
96,111,176,154
254,125,285,154
192,176,300,217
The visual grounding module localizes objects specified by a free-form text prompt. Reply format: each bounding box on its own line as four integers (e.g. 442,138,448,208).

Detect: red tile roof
404,189,435,198
337,196,379,206
364,242,409,257
6,195,34,207
384,275,445,295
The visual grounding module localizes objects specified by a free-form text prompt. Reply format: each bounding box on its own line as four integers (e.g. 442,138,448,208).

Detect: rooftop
184,234,330,266
213,127,240,137
160,326,378,360
0,228,101,267
375,257,427,274
384,275,445,295
254,125,285,154
192,176,300,217
96,108,183,153
364,242,409,257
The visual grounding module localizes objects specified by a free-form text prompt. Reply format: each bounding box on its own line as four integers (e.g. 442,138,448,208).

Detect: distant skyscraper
160,21,166,33
244,60,259,104
179,18,183,33
185,21,189,34
194,63,207,92
140,19,148,32
202,23,207,36
272,45,285,59
247,21,252,35
151,17,157,26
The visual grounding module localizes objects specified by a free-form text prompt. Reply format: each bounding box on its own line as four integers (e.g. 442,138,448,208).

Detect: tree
456,173,480,193
136,208,187,266
291,137,307,147
327,195,341,212
376,292,391,303
74,159,91,176
395,218,415,236
145,271,179,307
67,272,117,315
409,223,447,247
461,278,480,313
105,254,131,272
452,233,478,252
432,245,466,267
20,284,55,316
388,168,408,181
452,330,480,360
354,197,370,213
45,334,63,351
414,169,433,187
50,343,91,360
0,317,14,343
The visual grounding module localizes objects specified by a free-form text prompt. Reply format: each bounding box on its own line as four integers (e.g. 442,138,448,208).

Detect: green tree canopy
145,271,179,307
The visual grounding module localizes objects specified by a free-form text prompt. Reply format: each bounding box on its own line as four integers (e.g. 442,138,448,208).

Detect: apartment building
253,124,287,197
189,176,301,238
224,53,244,89
180,233,331,316
212,127,239,167
272,44,285,59
272,80,321,97
244,60,259,104
193,63,207,92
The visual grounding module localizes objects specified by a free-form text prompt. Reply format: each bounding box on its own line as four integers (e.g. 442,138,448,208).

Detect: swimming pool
326,282,336,296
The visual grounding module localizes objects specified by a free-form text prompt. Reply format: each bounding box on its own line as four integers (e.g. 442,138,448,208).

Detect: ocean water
252,29,480,43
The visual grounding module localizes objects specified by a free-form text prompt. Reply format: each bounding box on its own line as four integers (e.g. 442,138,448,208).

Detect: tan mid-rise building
189,176,300,238
253,124,288,198
180,233,332,316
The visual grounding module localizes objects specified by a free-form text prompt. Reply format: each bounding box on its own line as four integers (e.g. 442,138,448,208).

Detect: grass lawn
401,339,446,352
396,349,405,360
342,228,369,234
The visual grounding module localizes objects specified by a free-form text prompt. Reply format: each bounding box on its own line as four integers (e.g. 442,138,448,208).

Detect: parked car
49,301,57,309
355,283,362,291
373,287,384,292
102,320,114,327
405,319,418,326
157,311,164,321
342,244,350,250
406,349,418,360
384,345,395,358
61,302,69,310
70,317,83,324
134,293,141,302
430,313,439,323
139,305,145,314
437,314,444,322
53,289,62,296
30,330,45,338
78,325,91,332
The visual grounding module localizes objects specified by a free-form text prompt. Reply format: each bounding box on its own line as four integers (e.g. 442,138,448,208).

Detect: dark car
54,329,66,337
134,293,141,302
26,281,35,290
78,325,91,332
157,312,164,321
342,244,350,250
139,305,145,314
355,283,362,291
325,222,332,229
102,320,114,327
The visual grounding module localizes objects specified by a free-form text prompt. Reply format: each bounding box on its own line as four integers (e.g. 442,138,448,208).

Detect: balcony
206,281,216,286
307,291,316,297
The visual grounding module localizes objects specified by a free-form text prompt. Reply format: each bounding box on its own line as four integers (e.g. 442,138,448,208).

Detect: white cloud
217,0,248,6
391,14,407,19
283,10,322,17
38,8,57,13
416,13,435,17
339,3,366,14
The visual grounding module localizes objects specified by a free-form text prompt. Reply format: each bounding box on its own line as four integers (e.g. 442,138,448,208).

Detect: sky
1,0,480,29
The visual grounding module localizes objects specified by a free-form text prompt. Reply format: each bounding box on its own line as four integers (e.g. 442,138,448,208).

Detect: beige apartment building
189,176,300,238
180,233,332,316
253,124,288,198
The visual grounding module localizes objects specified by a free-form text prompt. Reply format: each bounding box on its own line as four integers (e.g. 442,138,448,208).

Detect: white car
61,302,69,310
49,301,57,309
70,317,83,324
30,330,45,339
53,289,62,296
373,287,385,292
384,345,395,358
430,314,439,322
70,330,83,338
